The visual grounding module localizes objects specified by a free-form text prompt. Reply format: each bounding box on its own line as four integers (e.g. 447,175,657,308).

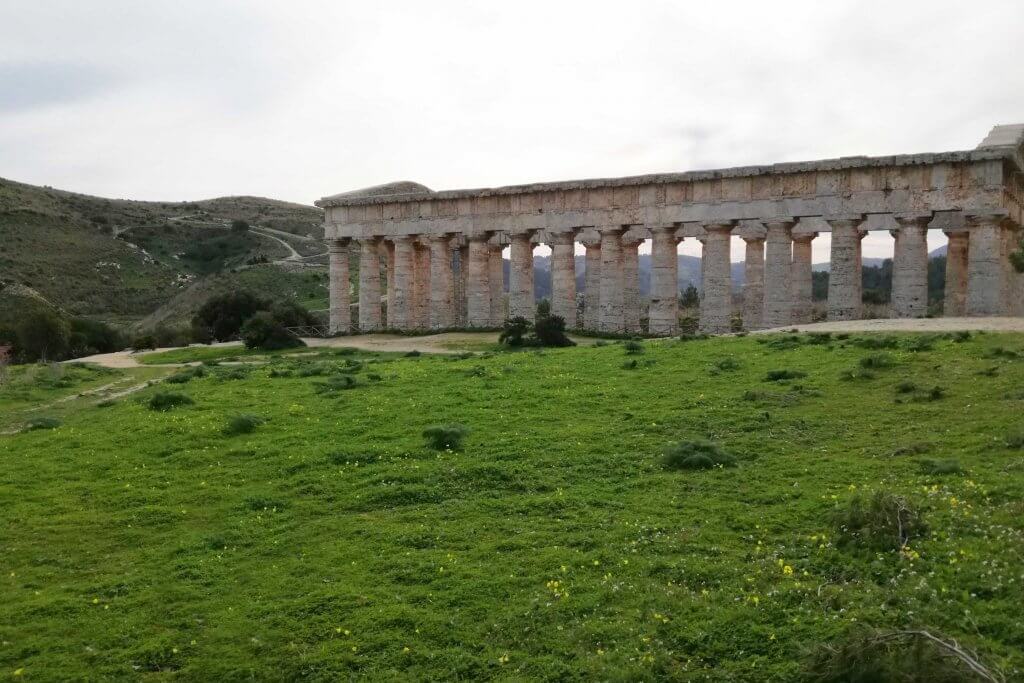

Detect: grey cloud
0,61,119,112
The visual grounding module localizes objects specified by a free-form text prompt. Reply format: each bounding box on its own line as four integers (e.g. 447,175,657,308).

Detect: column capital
893,212,933,228
358,235,382,245
822,214,866,230
763,217,797,231
545,231,576,246
964,210,1013,229
326,238,351,252
467,231,494,242
596,224,628,236
943,228,970,238
740,235,765,244
791,233,818,243
701,220,737,233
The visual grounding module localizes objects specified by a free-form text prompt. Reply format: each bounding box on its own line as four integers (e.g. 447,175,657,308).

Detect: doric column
327,239,350,335
741,235,764,331
466,235,492,327
548,232,577,327
385,240,396,323
826,215,866,321
699,222,735,334
763,218,795,328
428,236,454,329
790,233,816,324
966,211,1011,316
509,232,535,319
456,245,469,326
598,227,626,333
621,237,642,333
649,226,680,336
583,240,601,330
412,240,431,329
943,230,969,316
388,237,415,330
489,244,505,324
357,237,383,332
891,213,931,318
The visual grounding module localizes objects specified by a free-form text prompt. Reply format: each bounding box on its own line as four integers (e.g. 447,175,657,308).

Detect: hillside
0,177,325,327
1,332,1022,680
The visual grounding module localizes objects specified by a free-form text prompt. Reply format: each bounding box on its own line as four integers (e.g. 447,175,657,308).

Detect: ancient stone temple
316,124,1024,335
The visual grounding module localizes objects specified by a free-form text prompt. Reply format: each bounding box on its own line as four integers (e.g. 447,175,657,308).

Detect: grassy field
1,332,1023,680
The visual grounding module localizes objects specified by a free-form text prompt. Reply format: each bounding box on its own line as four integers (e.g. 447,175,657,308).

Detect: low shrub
976,366,999,377
895,380,917,394
711,357,741,372
214,366,251,381
165,366,206,384
623,340,644,355
760,335,803,351
147,392,194,411
924,386,946,401
903,335,938,352
1005,429,1024,449
423,423,469,450
404,350,422,357
832,490,926,551
678,332,708,343
951,330,971,343
314,374,359,394
988,346,1019,359
803,625,1003,683
890,442,932,457
96,399,116,408
622,359,640,370
850,335,899,350
859,353,896,369
661,440,736,471
918,458,963,475
26,416,61,431
765,369,807,382
223,414,265,436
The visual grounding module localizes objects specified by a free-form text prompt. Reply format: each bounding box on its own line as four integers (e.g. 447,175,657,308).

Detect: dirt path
755,317,1024,334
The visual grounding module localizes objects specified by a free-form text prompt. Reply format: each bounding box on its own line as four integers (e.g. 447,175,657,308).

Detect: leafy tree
240,311,305,350
192,291,270,342
533,300,575,347
270,300,318,328
68,317,123,357
499,316,532,347
16,308,69,361
680,284,699,308
230,219,250,233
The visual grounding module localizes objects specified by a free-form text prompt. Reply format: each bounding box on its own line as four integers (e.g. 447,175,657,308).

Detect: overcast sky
3,1,1023,259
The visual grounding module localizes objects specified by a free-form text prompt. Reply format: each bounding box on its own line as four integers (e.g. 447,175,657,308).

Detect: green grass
1,332,1023,680
136,345,382,365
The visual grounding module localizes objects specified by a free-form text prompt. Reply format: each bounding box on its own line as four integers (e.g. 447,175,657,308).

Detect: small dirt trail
754,317,1024,335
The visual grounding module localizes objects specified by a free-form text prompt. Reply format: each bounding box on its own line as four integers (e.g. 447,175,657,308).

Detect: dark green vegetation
0,176,326,329
498,301,575,348
2,332,1023,680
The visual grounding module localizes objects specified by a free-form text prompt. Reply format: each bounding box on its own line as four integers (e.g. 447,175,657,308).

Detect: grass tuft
422,424,469,451
223,414,265,436
661,440,736,471
832,490,926,551
147,391,194,411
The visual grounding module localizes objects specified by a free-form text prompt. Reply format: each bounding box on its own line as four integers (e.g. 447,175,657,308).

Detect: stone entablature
316,124,1024,336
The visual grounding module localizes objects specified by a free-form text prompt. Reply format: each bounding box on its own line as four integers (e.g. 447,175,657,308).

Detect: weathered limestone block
584,241,601,330
741,237,764,330
549,232,577,328
429,236,454,329
389,237,415,329
489,245,505,324
358,237,383,331
891,214,931,318
649,227,680,335
509,233,535,319
598,228,625,333
622,238,642,333
943,231,969,316
328,239,350,334
966,212,1010,316
413,241,431,329
790,235,815,324
699,223,734,334
456,245,469,326
763,219,795,328
384,240,396,322
466,237,492,327
827,216,866,321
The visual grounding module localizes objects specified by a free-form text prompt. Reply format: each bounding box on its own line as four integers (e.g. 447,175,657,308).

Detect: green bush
903,335,937,352
26,416,61,431
623,340,644,355
661,440,736,471
223,414,265,436
241,311,305,351
918,458,962,475
533,300,574,347
192,291,270,342
859,353,896,369
423,424,469,450
712,357,741,372
803,625,1001,683
1005,429,1024,449
314,374,359,393
404,350,422,357
498,317,532,347
895,380,917,394
147,392,194,411
165,366,206,384
765,369,807,382
832,491,926,551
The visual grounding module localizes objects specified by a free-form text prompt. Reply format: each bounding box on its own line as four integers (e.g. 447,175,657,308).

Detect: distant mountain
0,176,325,328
